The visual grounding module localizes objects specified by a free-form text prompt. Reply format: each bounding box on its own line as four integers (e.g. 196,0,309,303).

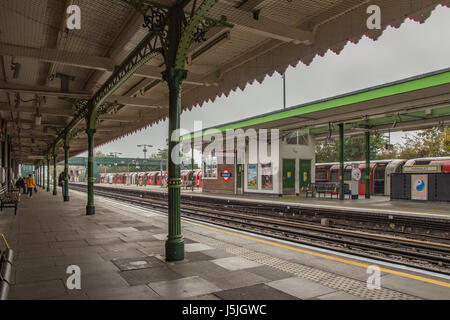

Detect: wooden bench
0,186,19,216
0,234,13,300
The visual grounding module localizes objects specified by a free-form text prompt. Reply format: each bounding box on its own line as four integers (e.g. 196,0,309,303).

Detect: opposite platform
0,188,449,300
74,182,450,219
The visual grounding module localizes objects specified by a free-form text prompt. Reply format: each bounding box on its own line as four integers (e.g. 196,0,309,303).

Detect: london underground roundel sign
221,168,232,182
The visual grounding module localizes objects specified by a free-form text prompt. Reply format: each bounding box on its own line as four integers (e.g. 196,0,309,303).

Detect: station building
193,130,315,196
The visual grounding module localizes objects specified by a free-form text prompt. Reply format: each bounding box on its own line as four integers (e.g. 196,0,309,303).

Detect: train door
358,164,373,196
373,164,386,195
282,159,296,195
299,160,311,191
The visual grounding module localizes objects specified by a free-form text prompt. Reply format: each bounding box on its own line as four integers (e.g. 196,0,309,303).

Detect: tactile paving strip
184,230,421,300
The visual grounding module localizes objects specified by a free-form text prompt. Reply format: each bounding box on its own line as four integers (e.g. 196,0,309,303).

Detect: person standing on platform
25,174,36,198
15,177,26,194
60,172,66,197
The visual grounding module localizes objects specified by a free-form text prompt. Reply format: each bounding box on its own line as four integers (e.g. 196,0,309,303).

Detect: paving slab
148,276,221,299
185,243,214,252
120,266,184,286
211,256,262,271
112,256,165,271
86,285,161,300
214,284,299,300
10,280,67,300
267,277,338,299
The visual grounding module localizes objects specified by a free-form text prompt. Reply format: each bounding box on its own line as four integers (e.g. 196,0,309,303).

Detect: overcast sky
89,5,450,159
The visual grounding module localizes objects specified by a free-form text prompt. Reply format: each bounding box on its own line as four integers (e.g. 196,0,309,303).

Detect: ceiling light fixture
11,57,21,79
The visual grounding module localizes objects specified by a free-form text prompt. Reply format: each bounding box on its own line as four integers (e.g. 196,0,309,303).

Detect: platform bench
0,186,19,216
0,236,13,300
315,182,351,199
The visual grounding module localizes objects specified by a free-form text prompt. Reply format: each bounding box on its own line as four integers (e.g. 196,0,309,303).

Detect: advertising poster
261,163,273,190
247,164,258,189
411,174,428,200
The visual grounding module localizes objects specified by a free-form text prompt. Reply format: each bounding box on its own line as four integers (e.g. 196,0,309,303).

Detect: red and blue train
100,170,202,189
315,157,450,196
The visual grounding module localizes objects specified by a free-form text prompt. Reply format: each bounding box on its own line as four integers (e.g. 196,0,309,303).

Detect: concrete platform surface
0,187,449,300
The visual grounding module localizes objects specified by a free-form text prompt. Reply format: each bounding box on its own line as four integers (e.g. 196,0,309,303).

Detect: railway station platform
1,188,449,300
76,182,450,219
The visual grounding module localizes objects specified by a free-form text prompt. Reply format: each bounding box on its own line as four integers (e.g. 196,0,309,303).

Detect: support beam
0,82,91,99
0,43,116,71
107,95,167,108
0,103,74,117
213,3,313,44
339,123,344,201
365,131,371,199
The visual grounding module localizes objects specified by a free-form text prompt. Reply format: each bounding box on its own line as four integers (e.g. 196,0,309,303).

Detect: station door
236,164,243,193
299,159,311,191
282,159,296,195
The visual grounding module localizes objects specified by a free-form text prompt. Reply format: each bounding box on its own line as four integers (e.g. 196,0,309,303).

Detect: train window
330,169,339,182
344,169,352,181
375,166,385,180
316,169,328,181
415,160,432,165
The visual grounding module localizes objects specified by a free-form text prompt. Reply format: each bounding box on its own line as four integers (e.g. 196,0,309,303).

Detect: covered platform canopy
1,0,449,261
1,0,448,163
185,68,450,140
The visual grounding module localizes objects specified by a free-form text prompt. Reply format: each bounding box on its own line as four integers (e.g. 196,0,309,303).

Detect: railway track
70,184,450,275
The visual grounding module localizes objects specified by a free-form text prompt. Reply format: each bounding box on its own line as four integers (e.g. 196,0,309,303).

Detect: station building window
203,156,218,179
285,130,309,145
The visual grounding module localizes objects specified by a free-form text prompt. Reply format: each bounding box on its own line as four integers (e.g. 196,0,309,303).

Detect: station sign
352,168,362,181
403,165,440,173
221,168,232,182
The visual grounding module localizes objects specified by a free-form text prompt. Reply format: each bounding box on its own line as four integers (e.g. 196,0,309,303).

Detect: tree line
315,127,450,163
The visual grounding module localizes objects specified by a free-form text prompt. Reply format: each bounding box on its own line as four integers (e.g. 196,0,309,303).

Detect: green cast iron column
339,123,344,200
86,129,96,215
191,141,194,192
53,153,57,195
47,156,50,192
63,144,70,202
365,131,371,199
42,164,45,188
163,68,187,262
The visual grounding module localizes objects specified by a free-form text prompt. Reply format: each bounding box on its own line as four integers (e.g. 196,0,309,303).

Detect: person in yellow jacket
25,174,37,198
